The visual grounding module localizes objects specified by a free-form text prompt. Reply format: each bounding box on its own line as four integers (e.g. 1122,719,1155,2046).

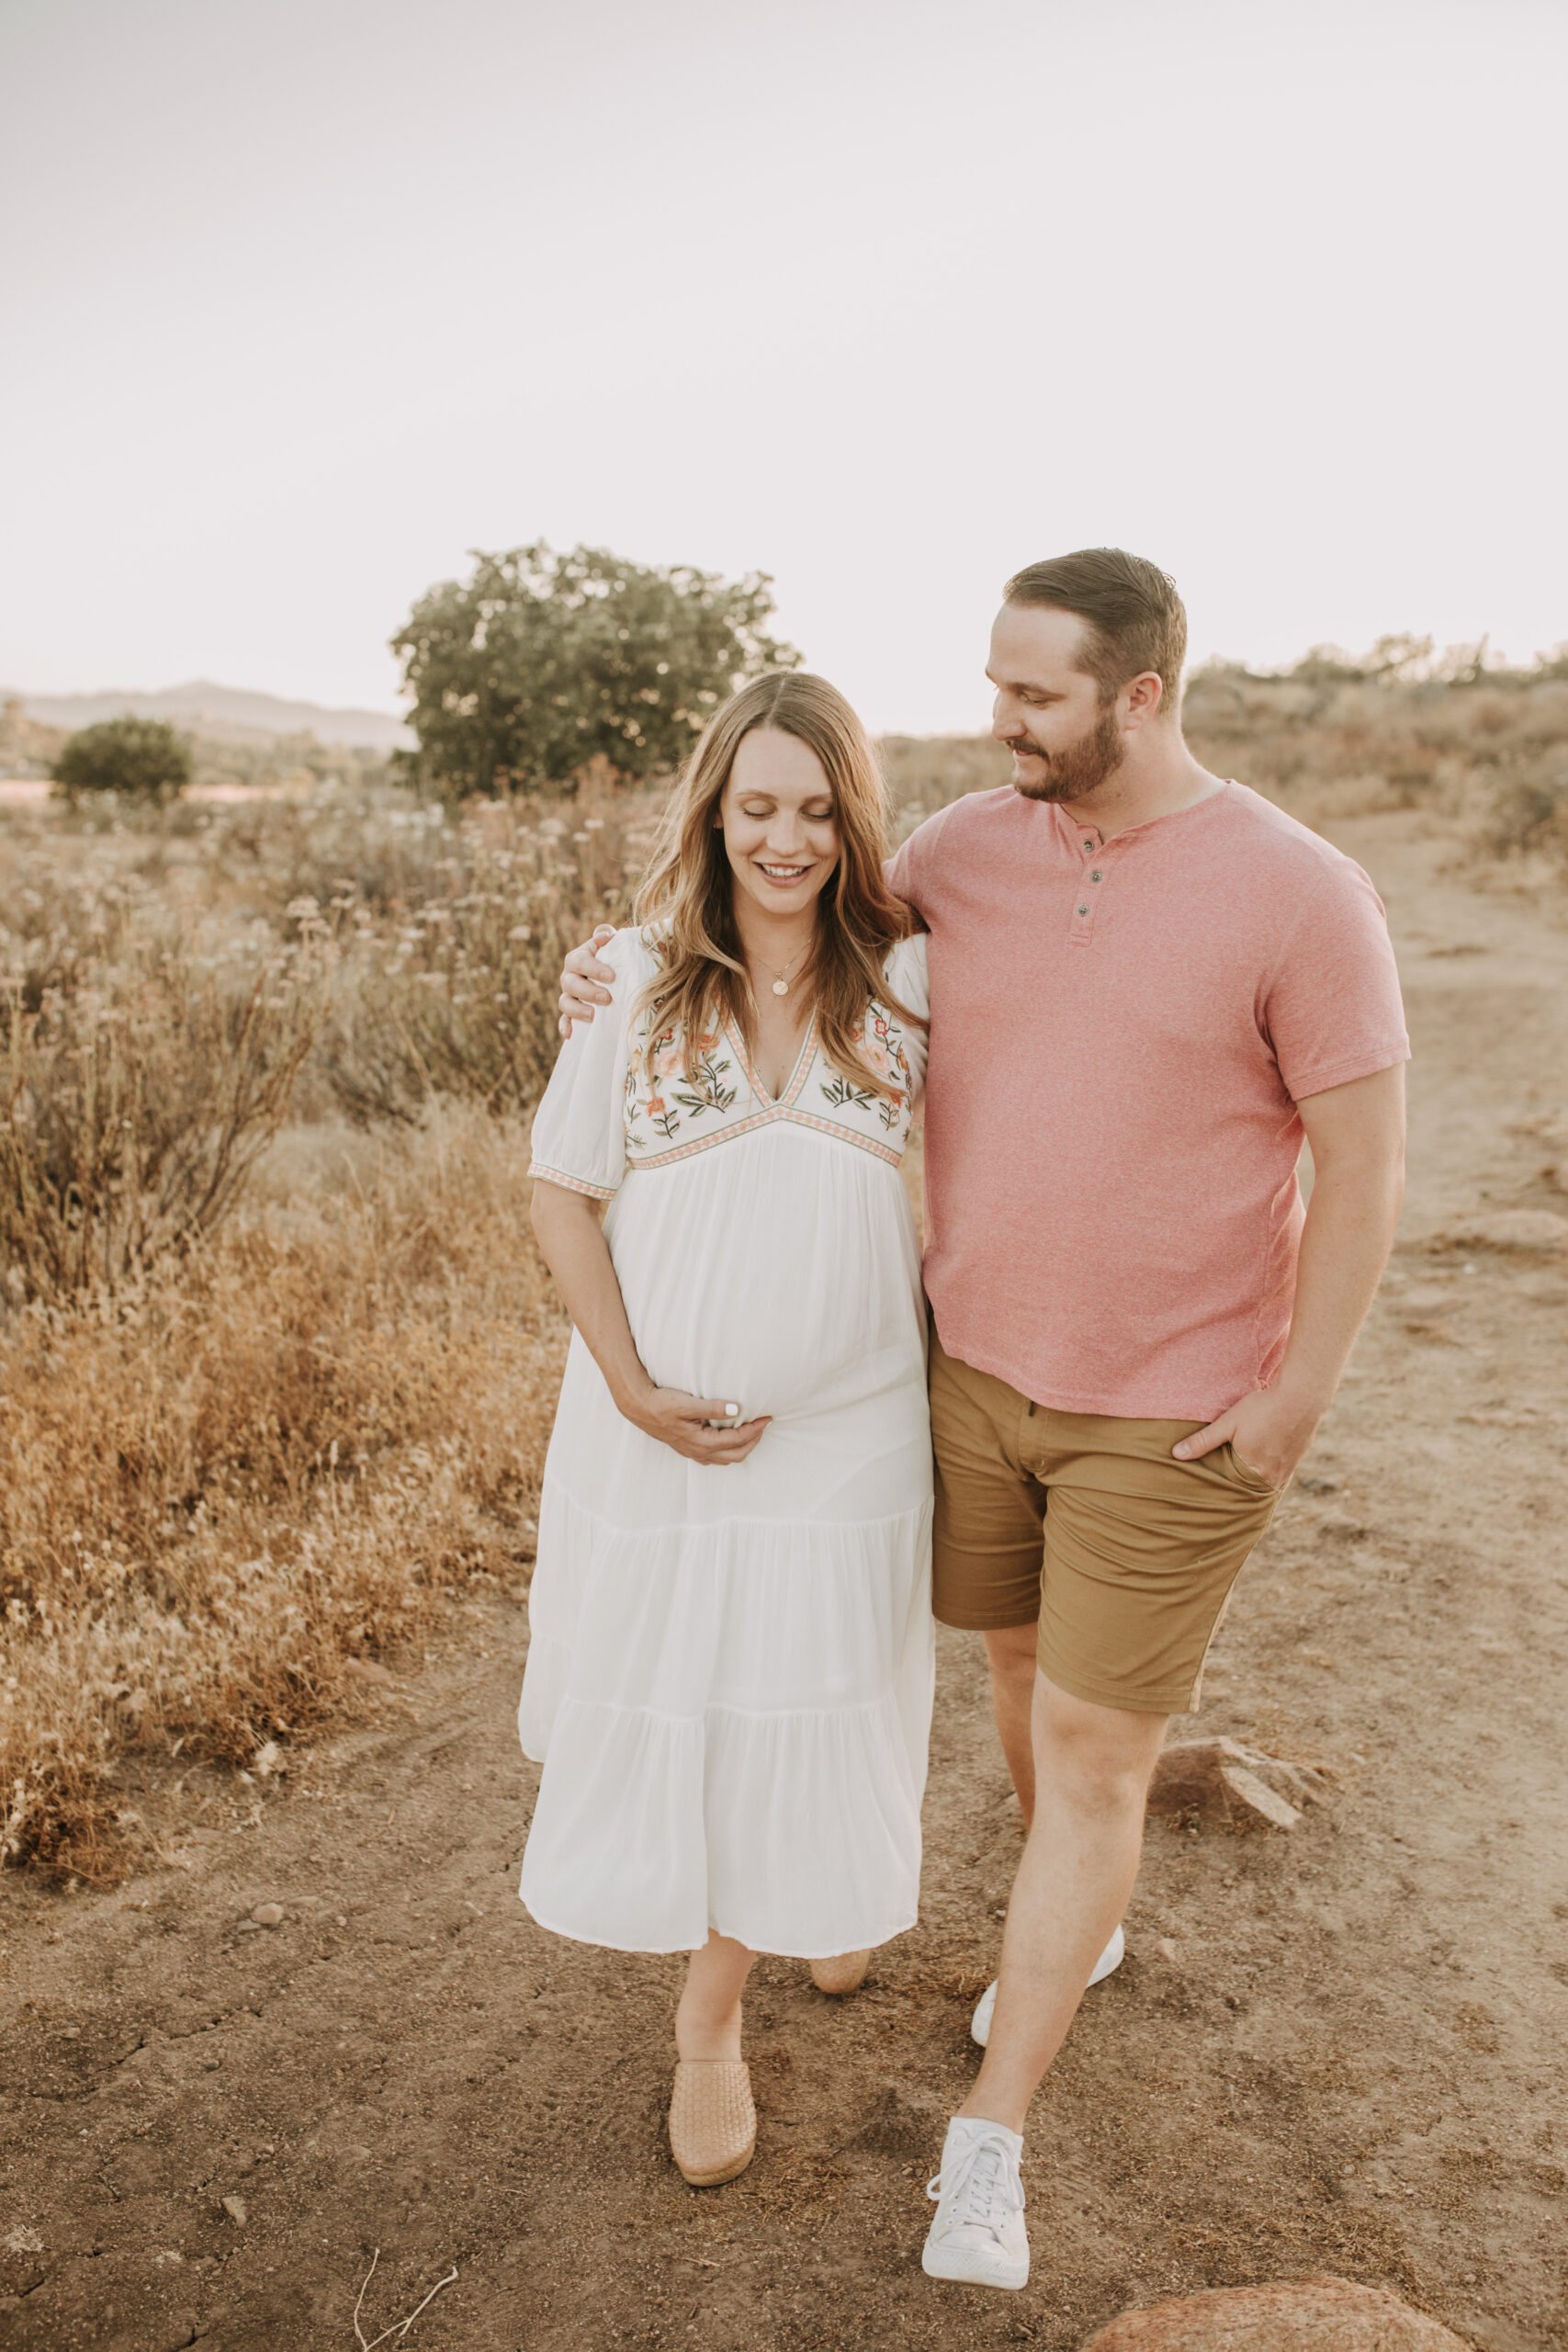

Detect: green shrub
51,716,193,803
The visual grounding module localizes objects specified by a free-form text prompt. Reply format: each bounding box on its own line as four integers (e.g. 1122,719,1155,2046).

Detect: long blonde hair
632,672,920,1099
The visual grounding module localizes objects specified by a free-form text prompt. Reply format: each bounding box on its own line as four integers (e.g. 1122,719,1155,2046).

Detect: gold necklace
754,946,807,999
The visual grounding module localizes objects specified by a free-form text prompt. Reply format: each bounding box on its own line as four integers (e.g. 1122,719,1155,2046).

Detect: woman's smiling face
717,727,840,921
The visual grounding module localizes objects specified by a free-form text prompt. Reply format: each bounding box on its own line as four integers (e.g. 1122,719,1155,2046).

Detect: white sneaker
921,2116,1029,2290
970,1922,1125,2048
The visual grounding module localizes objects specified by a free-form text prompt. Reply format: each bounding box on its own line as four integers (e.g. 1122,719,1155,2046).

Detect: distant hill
10,681,413,752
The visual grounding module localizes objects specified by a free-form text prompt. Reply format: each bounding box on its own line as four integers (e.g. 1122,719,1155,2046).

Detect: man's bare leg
959,1672,1167,2133
983,1623,1040,1826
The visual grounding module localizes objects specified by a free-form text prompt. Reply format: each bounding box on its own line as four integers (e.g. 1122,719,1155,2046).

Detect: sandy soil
3,809,1564,2352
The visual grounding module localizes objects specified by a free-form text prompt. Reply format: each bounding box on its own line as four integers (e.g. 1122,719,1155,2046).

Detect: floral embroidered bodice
626,989,919,1170
527,928,929,1201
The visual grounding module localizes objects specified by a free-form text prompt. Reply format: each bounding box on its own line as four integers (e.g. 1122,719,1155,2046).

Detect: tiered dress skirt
518,1118,934,1958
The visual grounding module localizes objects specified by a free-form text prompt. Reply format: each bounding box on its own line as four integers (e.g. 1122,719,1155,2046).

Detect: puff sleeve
525,928,644,1200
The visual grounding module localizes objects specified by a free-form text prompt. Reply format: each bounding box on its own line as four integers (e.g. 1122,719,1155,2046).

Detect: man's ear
1122,671,1165,730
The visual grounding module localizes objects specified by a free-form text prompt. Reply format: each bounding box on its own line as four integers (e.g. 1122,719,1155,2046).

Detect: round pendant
772,978,789,996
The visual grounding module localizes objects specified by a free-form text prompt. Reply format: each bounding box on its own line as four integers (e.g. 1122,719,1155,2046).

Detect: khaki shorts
930,1327,1283,1716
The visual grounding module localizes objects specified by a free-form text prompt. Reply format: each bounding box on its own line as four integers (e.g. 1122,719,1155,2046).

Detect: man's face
987,603,1124,804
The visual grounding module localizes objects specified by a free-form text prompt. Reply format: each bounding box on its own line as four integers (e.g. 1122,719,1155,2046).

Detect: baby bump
607,1146,923,1423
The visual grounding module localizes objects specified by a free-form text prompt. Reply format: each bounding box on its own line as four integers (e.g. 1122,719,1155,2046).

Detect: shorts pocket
1225,1442,1283,1495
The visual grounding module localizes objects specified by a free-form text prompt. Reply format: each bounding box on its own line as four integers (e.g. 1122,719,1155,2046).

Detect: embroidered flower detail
672,1051,736,1118
620,997,912,1168
820,1073,877,1113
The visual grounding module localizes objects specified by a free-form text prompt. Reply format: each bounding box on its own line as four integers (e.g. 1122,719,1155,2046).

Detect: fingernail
725,1403,739,1417
1174,1445,1189,1458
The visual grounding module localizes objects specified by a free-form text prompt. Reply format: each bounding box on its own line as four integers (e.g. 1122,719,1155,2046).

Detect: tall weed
317,781,657,1123
1,933,326,1301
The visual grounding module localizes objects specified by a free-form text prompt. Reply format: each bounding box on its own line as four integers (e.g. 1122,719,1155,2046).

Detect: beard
1009,704,1125,802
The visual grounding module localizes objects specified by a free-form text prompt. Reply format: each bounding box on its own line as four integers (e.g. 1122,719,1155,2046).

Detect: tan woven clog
669,2060,756,2187
810,1949,871,1996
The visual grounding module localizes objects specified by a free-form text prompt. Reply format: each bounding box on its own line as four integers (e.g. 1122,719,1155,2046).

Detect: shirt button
1090,870,1102,882
1077,904,1089,917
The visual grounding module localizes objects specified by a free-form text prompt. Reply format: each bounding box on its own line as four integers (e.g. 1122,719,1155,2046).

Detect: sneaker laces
926,2130,1024,2244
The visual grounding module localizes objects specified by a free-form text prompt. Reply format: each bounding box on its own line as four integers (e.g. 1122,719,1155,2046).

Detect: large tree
391,543,800,796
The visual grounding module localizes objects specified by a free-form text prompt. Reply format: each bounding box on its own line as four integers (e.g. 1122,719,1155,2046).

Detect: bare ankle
675,2001,744,2064
955,2096,1027,2136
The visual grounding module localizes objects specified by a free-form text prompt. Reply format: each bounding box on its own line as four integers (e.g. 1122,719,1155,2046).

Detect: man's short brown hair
1003,548,1187,717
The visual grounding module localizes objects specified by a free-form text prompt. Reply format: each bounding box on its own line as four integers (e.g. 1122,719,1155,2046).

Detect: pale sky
3,0,1565,734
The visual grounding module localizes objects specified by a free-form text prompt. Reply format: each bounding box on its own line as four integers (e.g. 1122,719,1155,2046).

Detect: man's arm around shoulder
558,924,620,1036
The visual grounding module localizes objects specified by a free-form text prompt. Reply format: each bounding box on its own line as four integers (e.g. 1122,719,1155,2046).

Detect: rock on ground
1081,2273,1473,2349
1145,1737,1328,1829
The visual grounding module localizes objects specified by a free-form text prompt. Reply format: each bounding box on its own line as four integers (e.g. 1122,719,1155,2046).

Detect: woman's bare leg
675,1931,755,2062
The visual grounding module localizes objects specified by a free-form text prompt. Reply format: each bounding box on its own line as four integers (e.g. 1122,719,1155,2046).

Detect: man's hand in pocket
1172,1385,1323,1488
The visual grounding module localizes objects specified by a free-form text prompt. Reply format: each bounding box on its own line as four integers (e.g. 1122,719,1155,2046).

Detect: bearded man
557,548,1409,2292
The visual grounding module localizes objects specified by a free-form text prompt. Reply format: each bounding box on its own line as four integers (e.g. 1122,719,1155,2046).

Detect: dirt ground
3,808,1564,2352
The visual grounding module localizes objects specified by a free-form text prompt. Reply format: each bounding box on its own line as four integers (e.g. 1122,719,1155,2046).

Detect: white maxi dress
518,927,934,1958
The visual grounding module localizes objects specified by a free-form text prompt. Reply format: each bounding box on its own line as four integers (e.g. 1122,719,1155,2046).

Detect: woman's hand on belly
532,1182,771,1466
621,1383,773,1465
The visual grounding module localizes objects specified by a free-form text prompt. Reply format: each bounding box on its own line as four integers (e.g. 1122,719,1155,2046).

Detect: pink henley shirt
886,781,1409,1421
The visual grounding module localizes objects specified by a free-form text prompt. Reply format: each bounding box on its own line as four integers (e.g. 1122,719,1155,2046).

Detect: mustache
1010,736,1048,761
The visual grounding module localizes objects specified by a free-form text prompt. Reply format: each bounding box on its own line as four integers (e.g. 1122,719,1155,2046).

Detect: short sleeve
883,933,930,1101
526,928,646,1200
1264,860,1410,1102
886,810,942,921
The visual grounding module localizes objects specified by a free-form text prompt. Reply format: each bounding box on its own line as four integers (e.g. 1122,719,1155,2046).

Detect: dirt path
4,809,1565,2352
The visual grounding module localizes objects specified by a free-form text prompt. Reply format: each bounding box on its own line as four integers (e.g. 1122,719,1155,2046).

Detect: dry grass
3,662,1563,1881
1,1104,567,1878
0,775,657,1276
314,771,660,1125
0,781,648,1879
2,926,328,1300
1181,662,1568,874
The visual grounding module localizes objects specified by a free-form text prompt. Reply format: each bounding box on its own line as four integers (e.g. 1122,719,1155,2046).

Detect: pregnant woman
519,670,934,2188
